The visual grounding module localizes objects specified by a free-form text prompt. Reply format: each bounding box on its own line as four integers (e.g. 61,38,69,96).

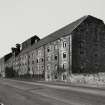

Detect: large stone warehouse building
0,15,105,81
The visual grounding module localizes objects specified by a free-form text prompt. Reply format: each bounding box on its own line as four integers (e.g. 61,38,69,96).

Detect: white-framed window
47,47,50,52
47,45,51,52
63,52,67,58
46,56,50,61
63,63,67,69
54,55,58,60
38,50,41,56
63,41,67,48
47,65,50,70
37,59,39,63
42,66,44,69
32,60,34,64
54,45,58,50
55,64,58,70
38,65,40,70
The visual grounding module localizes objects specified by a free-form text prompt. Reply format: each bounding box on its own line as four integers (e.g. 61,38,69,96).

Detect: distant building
0,15,105,81
0,57,5,77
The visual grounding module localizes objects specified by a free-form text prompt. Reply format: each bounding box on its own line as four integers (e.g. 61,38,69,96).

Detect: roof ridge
18,15,93,55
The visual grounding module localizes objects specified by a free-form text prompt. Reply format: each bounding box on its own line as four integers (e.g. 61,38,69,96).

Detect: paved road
0,79,105,105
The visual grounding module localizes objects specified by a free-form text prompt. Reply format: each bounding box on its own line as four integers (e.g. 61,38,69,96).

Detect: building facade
0,15,105,81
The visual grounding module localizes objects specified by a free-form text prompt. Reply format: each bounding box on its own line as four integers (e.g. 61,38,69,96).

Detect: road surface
0,79,105,105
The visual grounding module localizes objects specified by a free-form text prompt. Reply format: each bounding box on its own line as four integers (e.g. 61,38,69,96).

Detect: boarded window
63,41,67,48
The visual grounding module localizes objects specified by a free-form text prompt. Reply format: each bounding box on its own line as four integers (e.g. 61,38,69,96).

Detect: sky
0,0,105,57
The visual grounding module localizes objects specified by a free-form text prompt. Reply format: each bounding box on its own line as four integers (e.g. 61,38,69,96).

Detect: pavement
0,79,105,105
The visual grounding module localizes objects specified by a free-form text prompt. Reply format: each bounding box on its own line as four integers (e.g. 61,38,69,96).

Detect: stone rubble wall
70,73,105,87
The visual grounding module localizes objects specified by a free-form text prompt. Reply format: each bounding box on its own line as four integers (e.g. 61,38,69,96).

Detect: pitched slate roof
4,53,12,62
19,15,97,55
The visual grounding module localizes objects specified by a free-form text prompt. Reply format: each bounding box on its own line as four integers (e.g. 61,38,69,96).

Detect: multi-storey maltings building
0,15,105,81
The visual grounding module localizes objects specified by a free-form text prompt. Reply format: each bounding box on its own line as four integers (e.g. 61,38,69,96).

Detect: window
32,53,33,57
47,48,50,52
55,65,58,70
80,51,84,54
63,74,66,80
41,58,44,62
54,45,58,50
38,50,41,56
80,43,84,48
63,64,64,69
37,59,38,63
80,40,85,48
47,65,50,70
47,74,50,79
51,54,54,60
94,53,98,57
80,62,86,71
55,55,58,60
94,43,98,47
63,41,67,48
63,52,67,58
95,63,98,67
47,56,50,61
63,64,66,69
42,66,44,69
28,55,30,58
80,65,84,70
94,32,99,41
63,63,67,69
54,75,57,79
32,61,34,64
37,65,40,71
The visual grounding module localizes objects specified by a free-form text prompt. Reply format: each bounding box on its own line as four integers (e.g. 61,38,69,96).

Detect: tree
5,67,18,78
